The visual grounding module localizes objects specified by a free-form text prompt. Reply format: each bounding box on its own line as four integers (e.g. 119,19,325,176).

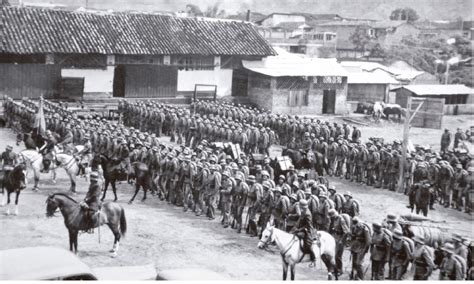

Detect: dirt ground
0,117,472,280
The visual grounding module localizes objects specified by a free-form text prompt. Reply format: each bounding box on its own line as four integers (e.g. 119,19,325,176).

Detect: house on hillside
240,51,349,115
371,21,420,47
314,20,376,59
417,20,465,40
0,6,275,100
255,13,340,58
388,61,438,85
391,84,474,115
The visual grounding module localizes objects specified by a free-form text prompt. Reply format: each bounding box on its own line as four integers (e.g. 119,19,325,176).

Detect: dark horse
128,162,152,204
1,164,27,216
45,193,127,257
91,154,126,202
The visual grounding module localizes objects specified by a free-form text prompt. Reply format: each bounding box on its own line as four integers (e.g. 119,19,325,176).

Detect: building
462,21,474,40
255,12,342,27
417,20,465,40
0,6,275,100
340,61,400,106
241,51,349,115
391,84,474,115
372,21,420,47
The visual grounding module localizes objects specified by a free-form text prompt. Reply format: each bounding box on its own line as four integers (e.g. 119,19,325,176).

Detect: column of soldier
120,99,471,280
5,96,471,280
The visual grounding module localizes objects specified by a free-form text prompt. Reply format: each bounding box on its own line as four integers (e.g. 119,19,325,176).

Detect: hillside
9,0,473,21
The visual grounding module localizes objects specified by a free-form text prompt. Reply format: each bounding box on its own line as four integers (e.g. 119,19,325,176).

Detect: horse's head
45,194,59,217
257,223,275,249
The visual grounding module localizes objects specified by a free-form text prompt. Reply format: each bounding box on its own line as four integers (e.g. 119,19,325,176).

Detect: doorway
322,89,336,114
113,65,126,98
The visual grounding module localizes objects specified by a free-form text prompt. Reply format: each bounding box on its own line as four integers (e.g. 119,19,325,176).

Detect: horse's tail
120,207,127,237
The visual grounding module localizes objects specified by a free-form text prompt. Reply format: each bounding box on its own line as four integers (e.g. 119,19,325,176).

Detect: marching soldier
206,165,222,220
272,187,289,230
220,170,234,228
413,235,434,280
233,173,248,233
350,217,371,280
315,192,331,231
247,175,262,237
328,209,350,276
370,222,391,280
389,229,412,280
439,242,465,280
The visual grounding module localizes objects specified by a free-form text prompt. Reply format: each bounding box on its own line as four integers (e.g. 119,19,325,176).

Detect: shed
391,84,474,115
242,50,349,115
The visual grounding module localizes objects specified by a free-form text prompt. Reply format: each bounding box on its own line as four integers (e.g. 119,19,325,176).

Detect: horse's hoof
100,198,105,202
111,252,117,258
109,249,115,253
113,198,118,202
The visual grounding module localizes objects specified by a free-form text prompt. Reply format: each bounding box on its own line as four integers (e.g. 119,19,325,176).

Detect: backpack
453,254,467,279
340,213,352,230
351,199,360,216
382,228,393,243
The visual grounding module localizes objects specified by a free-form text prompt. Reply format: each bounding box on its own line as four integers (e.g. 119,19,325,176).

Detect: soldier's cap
441,243,455,254
343,191,352,198
452,234,463,242
289,165,295,170
84,134,90,139
237,159,244,165
231,163,239,170
299,199,309,208
328,185,336,191
291,181,299,188
261,170,270,177
328,209,337,216
304,188,311,194
90,171,100,181
255,165,262,171
456,163,462,169
386,214,397,222
372,222,382,230
278,174,285,180
393,229,403,239
222,170,231,178
6,145,13,151
289,193,297,201
234,173,243,181
468,167,474,172
152,146,159,152
247,175,256,182
226,155,233,160
297,172,305,178
273,187,282,194
413,235,425,244
262,181,272,189
319,191,328,198
352,217,360,223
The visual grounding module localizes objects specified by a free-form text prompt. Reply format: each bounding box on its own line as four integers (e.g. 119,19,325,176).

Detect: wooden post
398,96,412,193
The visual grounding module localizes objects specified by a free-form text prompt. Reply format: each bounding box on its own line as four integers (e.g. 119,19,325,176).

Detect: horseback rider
290,199,317,268
59,124,74,154
0,145,17,189
75,134,92,175
81,172,101,233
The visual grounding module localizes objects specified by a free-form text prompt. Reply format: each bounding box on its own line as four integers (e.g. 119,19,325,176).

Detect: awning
243,54,348,77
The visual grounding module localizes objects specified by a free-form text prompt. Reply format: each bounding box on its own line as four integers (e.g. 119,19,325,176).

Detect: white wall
61,67,114,94
177,69,233,97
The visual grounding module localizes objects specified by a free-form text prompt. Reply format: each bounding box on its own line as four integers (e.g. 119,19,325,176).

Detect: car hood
92,263,156,280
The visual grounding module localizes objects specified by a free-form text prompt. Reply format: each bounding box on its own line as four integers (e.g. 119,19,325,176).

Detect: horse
17,149,44,191
282,149,303,169
91,154,127,202
375,102,405,122
45,193,127,257
373,102,385,123
355,102,374,115
1,164,27,215
128,162,151,204
258,223,337,280
53,151,91,194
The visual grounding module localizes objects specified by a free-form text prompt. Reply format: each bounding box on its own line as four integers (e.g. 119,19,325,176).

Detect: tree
349,26,372,51
186,4,203,17
203,3,226,19
1,0,10,6
389,7,419,23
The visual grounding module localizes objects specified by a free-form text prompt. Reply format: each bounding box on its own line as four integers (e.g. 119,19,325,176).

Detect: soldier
352,126,361,143
384,214,402,233
206,165,222,220
388,150,400,191
342,191,359,218
80,172,101,233
413,235,434,280
182,156,196,212
286,165,297,186
440,129,452,153
194,162,208,216
439,243,465,280
262,158,274,181
272,187,289,230
315,192,331,231
0,145,17,188
464,166,474,213
327,138,337,176
247,175,262,237
452,234,468,261
453,163,468,210
328,209,350,276
220,170,234,228
370,222,391,280
233,173,248,233
454,128,467,150
328,186,345,213
389,229,412,280
439,161,454,207
259,180,274,236
366,146,380,186
350,217,371,280
290,199,317,267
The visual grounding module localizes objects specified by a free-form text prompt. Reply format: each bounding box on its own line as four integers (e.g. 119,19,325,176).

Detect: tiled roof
391,84,474,96
1,6,275,56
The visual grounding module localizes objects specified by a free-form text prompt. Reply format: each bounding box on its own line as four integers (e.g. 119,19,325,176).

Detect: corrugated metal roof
242,51,348,77
391,84,474,95
1,6,275,56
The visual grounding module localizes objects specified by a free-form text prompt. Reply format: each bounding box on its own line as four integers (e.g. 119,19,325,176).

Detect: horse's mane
51,193,78,204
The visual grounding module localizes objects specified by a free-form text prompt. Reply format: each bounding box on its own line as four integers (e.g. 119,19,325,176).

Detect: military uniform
350,219,371,280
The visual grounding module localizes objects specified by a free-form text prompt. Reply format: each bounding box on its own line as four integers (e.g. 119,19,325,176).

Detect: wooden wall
0,64,61,99
123,65,178,98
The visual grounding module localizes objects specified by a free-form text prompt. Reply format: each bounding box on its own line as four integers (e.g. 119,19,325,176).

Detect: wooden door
323,89,336,114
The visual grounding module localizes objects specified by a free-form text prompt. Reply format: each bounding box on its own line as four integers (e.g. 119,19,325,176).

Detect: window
55,54,107,69
173,56,214,71
115,55,163,65
445,95,467,105
288,90,309,107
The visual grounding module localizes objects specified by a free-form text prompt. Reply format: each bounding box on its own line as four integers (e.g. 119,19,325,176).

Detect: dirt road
0,126,471,280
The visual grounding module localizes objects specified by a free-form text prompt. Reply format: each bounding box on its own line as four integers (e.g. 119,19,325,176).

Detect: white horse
373,102,385,122
258,223,337,281
17,150,45,191
53,150,91,194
